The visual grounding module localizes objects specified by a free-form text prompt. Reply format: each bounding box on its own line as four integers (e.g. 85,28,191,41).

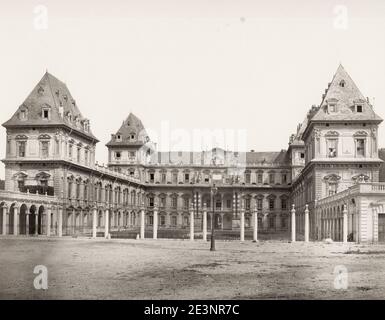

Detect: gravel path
0,237,384,299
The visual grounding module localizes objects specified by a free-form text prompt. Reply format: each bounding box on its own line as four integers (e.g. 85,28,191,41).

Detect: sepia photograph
0,0,385,314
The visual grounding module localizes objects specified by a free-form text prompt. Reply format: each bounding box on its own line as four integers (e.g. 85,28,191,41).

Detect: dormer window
356,105,363,113
339,80,345,87
19,108,28,121
130,133,135,140
115,151,121,160
41,106,51,120
329,104,337,113
116,134,122,142
43,109,49,119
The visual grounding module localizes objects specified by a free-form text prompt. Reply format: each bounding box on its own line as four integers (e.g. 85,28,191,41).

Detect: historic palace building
0,65,384,243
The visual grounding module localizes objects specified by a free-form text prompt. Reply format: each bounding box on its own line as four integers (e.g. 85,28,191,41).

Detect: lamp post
210,184,218,251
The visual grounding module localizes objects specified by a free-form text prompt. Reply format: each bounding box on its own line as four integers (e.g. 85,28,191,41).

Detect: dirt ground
1,236,385,299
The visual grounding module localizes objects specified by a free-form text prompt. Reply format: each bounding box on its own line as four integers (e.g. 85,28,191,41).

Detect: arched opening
8,203,17,234
0,202,6,234
29,205,37,235
19,204,28,235
38,205,44,235
98,210,103,227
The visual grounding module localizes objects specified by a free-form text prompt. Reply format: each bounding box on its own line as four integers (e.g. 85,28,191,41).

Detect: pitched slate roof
2,72,98,141
147,150,289,166
106,113,150,146
310,64,382,122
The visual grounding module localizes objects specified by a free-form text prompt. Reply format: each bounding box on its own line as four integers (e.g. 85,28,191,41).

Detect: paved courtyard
1,237,385,299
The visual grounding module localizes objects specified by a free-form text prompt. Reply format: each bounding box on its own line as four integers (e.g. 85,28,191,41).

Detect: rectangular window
18,141,26,157
269,173,275,184
204,175,210,183
171,216,177,226
20,110,27,120
171,197,177,208
18,180,25,190
327,139,337,158
245,199,250,210
149,216,153,226
226,199,231,208
328,183,338,196
257,199,263,211
130,151,136,158
269,199,275,210
356,105,363,113
115,151,121,160
43,109,49,119
84,185,88,200
356,139,365,157
300,153,305,159
282,174,287,184
68,144,73,158
41,141,49,158
149,173,155,183
77,148,81,162
84,150,88,165
149,197,154,207
329,104,336,113
257,173,263,184
184,199,189,210
161,173,166,183
172,173,178,184
245,173,251,184
281,198,287,210
160,215,165,226
68,182,73,198
184,173,189,183
269,216,275,228
160,197,166,208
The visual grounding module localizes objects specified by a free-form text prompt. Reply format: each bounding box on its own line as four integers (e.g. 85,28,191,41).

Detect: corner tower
301,64,383,200
2,72,98,195
106,113,153,179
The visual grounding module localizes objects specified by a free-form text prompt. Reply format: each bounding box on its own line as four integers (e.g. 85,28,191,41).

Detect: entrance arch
0,202,6,234
29,205,37,235
8,203,16,234
19,204,28,235
38,205,44,235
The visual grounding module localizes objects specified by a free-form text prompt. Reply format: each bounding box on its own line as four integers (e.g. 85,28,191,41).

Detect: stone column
291,204,296,242
153,207,158,240
189,204,194,241
140,207,145,239
104,208,109,238
13,207,18,236
24,211,30,235
240,203,245,242
343,205,348,243
202,203,207,241
58,207,63,237
253,205,258,242
92,207,97,238
2,207,6,235
304,204,309,242
47,207,51,237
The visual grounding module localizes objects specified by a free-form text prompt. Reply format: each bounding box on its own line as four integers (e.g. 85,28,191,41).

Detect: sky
0,0,385,179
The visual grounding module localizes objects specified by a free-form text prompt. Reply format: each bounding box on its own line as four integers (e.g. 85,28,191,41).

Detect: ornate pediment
352,174,370,183
36,171,51,179
13,172,28,180
323,174,341,182
325,130,339,137
353,131,368,137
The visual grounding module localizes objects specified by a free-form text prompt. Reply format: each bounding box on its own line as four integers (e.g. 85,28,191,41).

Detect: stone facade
0,65,384,242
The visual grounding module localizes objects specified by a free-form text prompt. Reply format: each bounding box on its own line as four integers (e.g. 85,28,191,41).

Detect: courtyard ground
0,236,385,299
